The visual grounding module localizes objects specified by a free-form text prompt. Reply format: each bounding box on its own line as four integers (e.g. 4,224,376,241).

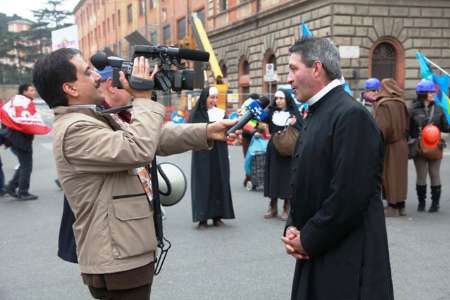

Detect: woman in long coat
263,89,301,220
373,79,409,217
189,86,235,228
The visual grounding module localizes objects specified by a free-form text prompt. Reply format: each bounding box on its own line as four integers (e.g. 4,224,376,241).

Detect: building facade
74,0,450,103
74,0,207,60
207,0,450,100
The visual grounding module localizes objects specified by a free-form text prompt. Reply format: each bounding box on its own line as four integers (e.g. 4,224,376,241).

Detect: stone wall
331,0,450,100
208,0,450,101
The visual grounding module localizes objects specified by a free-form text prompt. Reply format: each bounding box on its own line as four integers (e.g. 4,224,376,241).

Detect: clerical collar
306,79,342,107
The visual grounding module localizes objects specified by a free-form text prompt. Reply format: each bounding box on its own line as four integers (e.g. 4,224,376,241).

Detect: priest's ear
313,60,332,82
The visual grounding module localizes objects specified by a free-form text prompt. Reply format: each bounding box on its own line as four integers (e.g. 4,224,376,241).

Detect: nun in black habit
264,89,301,220
189,86,235,228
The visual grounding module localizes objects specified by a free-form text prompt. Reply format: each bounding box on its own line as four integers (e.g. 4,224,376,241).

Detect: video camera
90,45,210,92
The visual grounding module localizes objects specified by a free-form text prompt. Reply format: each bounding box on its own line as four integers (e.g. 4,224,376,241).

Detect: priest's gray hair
289,37,342,80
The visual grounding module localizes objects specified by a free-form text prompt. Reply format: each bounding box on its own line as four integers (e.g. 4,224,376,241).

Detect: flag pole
423,56,450,77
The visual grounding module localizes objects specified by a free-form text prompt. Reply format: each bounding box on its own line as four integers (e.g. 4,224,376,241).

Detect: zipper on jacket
112,193,147,200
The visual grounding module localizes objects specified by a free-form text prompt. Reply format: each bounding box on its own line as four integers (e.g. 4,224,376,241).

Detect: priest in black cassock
281,37,394,300
189,87,235,229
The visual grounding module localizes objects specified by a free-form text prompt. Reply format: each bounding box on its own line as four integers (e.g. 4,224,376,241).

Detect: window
220,61,227,78
196,9,205,25
149,0,155,9
242,60,249,74
239,57,250,103
163,25,171,43
150,31,157,44
219,0,227,11
369,37,405,87
177,17,186,40
118,10,121,27
139,0,145,16
107,18,110,32
112,13,116,29
372,43,396,80
127,4,133,24
162,8,167,22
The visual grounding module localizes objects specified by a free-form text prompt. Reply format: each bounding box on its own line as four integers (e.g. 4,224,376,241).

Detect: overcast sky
0,0,79,21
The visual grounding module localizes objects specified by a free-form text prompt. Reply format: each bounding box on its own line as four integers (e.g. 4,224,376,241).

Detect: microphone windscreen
90,51,108,70
178,48,210,62
258,96,270,108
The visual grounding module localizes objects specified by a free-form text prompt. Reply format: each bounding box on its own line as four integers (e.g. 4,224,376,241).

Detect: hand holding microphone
226,98,270,136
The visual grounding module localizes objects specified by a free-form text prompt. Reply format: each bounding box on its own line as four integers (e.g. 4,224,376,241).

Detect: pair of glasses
210,95,218,98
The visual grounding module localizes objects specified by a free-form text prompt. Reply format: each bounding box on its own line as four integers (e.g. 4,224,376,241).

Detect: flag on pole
0,95,51,135
416,51,450,124
299,22,313,39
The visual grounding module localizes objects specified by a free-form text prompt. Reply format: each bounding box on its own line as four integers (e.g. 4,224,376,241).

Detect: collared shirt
68,104,97,110
306,79,342,107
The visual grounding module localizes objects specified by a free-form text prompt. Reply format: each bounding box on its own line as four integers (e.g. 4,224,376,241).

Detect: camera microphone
177,48,210,62
90,51,108,70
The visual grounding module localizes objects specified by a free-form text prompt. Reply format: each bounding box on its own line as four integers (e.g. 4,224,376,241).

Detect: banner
0,95,51,135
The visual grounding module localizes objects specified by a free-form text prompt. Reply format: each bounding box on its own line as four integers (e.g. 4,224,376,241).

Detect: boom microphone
226,99,270,135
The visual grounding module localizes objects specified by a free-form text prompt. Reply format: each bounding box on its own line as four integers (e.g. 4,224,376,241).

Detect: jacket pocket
109,195,157,259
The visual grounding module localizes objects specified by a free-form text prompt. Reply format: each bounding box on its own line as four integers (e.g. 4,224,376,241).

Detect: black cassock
287,86,394,300
189,88,235,223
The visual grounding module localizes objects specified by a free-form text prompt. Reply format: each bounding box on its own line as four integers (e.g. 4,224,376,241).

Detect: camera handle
129,76,155,90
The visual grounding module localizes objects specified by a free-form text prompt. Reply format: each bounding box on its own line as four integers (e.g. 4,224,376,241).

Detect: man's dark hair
32,48,81,108
18,83,32,95
289,37,342,80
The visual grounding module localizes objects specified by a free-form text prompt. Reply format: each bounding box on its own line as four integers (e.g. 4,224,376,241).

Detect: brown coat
374,79,409,203
53,99,210,274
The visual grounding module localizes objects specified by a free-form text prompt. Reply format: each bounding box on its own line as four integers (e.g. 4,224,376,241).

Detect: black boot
429,185,441,213
416,184,427,212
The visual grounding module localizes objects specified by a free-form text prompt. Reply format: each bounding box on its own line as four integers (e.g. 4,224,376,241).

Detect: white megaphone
157,162,187,207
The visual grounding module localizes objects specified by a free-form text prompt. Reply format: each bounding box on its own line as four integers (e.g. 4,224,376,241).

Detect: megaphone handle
157,164,172,196
150,160,163,244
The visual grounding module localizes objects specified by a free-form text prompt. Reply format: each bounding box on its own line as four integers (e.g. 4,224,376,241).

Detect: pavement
0,106,450,299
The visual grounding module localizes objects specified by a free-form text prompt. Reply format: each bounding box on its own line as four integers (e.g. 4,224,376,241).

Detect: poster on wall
52,25,79,51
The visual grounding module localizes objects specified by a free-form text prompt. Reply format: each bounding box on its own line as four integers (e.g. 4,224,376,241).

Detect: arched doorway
369,37,405,88
238,56,250,103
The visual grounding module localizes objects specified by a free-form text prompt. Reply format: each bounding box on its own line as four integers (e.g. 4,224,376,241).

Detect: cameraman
33,48,236,299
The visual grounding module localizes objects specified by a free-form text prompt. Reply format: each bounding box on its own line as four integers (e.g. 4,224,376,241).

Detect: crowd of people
360,77,449,216
0,36,448,300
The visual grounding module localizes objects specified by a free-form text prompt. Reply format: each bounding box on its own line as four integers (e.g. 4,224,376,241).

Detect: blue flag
416,51,450,124
299,22,313,39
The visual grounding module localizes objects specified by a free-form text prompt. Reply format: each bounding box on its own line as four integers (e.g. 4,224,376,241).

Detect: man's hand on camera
119,56,158,99
206,119,239,142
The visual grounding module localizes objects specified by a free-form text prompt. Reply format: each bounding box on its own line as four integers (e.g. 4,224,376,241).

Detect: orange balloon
421,124,440,148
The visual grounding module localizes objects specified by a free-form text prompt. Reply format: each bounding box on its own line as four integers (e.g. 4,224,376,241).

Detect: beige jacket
53,98,209,274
